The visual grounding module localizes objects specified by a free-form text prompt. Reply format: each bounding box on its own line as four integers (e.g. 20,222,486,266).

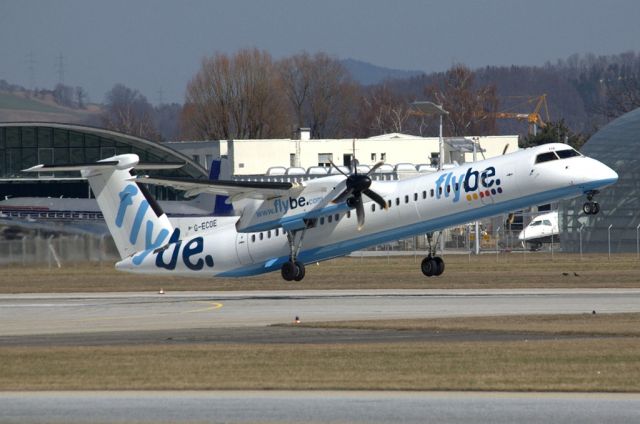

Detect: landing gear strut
421,232,445,277
281,229,306,281
583,190,600,215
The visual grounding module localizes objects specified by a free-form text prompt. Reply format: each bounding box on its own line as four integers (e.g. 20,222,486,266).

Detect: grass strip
292,313,640,337
1,338,639,391
2,253,640,292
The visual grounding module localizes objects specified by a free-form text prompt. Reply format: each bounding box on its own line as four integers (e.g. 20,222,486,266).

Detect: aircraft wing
134,176,300,201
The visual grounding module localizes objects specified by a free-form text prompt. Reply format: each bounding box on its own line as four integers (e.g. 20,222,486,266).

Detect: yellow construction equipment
492,94,550,135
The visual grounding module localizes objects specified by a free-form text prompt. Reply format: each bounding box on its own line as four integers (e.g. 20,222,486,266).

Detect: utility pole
55,53,65,85
26,51,36,90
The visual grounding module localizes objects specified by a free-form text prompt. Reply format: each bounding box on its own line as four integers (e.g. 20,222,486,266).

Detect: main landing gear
583,190,600,215
421,232,445,277
281,229,306,281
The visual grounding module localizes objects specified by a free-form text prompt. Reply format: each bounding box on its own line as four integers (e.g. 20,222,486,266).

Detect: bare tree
356,84,420,136
182,48,288,140
425,65,498,136
101,84,159,140
277,52,358,138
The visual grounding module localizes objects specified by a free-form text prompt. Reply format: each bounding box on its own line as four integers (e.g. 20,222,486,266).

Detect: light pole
411,101,450,254
411,101,449,170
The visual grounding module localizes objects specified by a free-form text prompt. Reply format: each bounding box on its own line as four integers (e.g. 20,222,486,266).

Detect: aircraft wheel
421,256,436,277
583,201,600,215
281,261,297,281
293,261,306,281
433,257,445,276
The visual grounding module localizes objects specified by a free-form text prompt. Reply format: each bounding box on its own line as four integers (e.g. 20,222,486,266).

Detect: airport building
560,107,640,253
165,129,519,177
0,123,208,201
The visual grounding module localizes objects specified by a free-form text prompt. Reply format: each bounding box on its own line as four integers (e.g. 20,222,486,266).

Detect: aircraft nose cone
604,164,619,183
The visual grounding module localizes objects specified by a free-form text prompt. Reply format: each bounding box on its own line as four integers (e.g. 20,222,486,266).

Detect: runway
1,288,640,339
2,391,640,424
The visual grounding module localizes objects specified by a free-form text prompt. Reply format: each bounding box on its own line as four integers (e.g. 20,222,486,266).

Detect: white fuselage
116,144,617,277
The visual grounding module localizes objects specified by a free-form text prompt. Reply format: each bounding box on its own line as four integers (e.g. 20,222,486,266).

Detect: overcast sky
1,0,639,104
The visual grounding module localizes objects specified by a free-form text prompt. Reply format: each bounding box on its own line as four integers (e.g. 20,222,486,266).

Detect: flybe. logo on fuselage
434,166,503,203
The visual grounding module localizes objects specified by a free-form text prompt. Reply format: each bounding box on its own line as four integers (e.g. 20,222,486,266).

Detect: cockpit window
556,148,581,159
535,152,558,164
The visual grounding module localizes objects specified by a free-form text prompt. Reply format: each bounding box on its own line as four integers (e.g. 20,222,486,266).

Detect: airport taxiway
1,288,640,339
2,391,640,424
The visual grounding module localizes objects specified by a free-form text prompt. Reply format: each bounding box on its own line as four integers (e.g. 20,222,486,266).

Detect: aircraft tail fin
209,158,234,215
24,154,180,261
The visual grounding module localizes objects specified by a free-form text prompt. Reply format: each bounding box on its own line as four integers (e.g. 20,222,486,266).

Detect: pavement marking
184,302,224,314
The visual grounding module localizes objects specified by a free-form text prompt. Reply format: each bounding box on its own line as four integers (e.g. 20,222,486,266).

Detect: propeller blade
363,188,388,210
329,160,349,177
332,187,354,204
366,161,385,176
355,197,365,230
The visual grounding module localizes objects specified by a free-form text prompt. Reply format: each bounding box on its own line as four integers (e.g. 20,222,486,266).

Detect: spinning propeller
330,159,388,230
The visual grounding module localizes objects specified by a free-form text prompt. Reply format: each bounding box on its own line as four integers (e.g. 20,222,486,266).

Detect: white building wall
164,134,519,176
229,134,519,175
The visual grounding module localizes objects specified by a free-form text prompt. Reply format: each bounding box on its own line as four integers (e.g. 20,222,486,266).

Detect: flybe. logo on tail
434,166,503,203
115,184,170,265
116,184,215,271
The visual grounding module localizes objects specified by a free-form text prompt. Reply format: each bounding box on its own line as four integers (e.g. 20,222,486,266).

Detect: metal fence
0,234,118,267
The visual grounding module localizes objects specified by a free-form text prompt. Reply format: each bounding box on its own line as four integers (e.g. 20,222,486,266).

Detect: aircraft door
236,233,254,265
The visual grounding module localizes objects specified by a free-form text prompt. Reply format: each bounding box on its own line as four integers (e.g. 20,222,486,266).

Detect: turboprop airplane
23,143,617,281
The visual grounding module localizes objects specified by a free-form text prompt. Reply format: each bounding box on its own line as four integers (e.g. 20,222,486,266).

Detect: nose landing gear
583,191,600,215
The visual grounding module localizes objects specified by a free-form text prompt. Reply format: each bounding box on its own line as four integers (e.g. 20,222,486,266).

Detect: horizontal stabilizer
23,156,184,173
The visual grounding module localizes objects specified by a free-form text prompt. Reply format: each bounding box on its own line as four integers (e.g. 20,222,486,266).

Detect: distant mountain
341,58,424,86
